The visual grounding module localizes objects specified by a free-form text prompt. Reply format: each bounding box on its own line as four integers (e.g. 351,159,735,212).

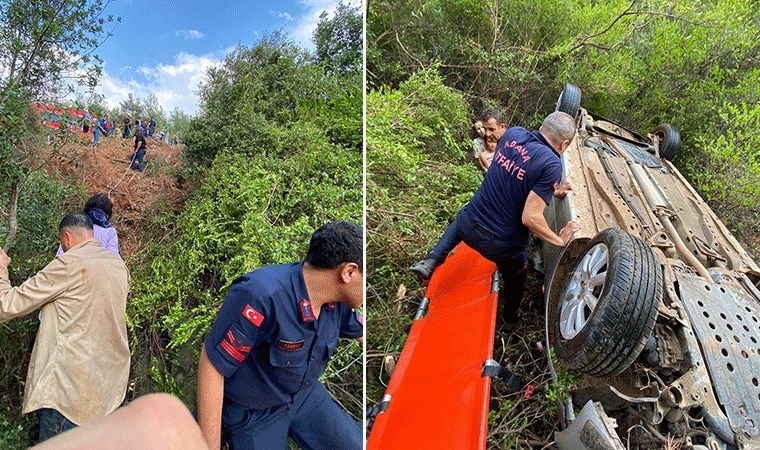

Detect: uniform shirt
204,262,363,410
0,239,131,425
134,134,147,150
467,127,562,257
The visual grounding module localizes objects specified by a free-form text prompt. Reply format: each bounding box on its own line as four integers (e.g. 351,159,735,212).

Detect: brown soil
46,132,190,259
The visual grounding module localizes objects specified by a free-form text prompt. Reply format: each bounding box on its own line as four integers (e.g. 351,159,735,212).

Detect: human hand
0,248,10,269
559,221,581,246
553,182,572,199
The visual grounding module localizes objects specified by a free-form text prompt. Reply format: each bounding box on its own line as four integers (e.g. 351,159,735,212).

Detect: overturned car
543,84,760,450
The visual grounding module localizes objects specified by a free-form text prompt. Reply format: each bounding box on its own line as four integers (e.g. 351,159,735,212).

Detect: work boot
410,258,438,280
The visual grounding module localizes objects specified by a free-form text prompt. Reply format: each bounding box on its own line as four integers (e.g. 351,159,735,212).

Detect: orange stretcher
367,243,499,450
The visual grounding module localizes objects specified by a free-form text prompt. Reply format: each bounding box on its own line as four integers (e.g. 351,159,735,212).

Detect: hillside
46,132,188,258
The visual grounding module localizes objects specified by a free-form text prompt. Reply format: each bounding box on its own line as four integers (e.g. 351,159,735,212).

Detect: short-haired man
0,214,130,442
197,221,364,449
411,110,581,329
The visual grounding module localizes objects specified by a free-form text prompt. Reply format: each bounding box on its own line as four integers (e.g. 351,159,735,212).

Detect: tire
550,228,661,377
555,83,582,119
653,123,680,160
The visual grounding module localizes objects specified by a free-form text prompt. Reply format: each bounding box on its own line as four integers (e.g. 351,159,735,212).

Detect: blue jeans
221,382,361,450
37,408,77,443
427,207,529,323
93,129,101,145
131,148,146,172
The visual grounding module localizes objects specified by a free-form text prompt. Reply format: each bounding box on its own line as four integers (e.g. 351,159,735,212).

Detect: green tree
0,0,118,249
126,28,364,417
314,2,363,75
168,107,192,141
366,68,482,402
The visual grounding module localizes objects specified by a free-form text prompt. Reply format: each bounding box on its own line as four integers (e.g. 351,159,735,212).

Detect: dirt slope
47,132,188,258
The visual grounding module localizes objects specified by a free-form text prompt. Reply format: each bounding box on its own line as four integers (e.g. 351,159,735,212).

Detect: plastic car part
556,83,582,119
555,400,625,450
550,228,662,377
367,243,498,450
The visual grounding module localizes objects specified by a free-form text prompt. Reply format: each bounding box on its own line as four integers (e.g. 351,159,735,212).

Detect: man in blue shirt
411,110,581,328
197,221,364,449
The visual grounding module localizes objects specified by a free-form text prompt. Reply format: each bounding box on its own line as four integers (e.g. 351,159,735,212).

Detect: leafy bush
128,122,362,409
0,171,82,449
366,68,483,401
684,102,760,255
368,0,760,260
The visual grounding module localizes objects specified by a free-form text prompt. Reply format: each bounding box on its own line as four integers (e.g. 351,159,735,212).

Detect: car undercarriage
543,84,760,450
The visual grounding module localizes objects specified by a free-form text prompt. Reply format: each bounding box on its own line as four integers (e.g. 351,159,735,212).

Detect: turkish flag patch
219,326,252,363
242,304,264,327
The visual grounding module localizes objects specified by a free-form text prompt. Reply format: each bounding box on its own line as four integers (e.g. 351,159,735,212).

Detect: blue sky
85,0,361,115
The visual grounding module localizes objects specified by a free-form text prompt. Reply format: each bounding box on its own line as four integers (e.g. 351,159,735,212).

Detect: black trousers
427,207,529,324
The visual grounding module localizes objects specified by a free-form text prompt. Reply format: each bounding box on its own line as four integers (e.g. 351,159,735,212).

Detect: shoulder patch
219,325,252,363
242,304,264,327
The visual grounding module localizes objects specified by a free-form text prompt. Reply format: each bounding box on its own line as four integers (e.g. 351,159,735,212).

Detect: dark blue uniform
426,127,562,323
204,262,363,450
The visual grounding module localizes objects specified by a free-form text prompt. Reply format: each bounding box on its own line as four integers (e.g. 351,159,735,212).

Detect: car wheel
555,83,582,119
653,123,680,160
550,228,662,377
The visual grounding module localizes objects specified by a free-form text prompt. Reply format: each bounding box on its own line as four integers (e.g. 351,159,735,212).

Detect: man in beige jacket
0,213,130,442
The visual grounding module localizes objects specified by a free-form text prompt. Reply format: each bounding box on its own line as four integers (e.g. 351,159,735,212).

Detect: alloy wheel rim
559,242,608,339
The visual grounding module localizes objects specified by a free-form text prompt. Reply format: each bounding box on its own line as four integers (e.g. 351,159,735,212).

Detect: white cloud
94,52,223,116
175,29,206,40
291,0,362,50
277,12,294,21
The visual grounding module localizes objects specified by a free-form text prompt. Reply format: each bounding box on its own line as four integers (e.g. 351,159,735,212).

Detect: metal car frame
542,85,760,450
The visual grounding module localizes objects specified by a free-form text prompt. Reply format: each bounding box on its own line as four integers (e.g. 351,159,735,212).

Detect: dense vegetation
367,0,759,448
127,34,363,408
366,67,480,392
0,1,362,447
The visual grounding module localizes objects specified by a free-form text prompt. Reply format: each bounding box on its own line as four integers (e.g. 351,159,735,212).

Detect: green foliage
0,0,119,98
183,32,363,173
0,172,81,449
128,132,361,414
130,129,361,336
544,350,579,405
366,68,483,401
126,30,363,417
168,107,193,142
9,171,84,275
368,0,642,118
0,410,35,449
182,36,310,168
0,87,39,185
684,102,760,247
314,2,363,75
116,93,166,125
367,0,760,262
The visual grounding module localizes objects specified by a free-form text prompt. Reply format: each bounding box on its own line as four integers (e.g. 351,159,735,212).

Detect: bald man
411,110,581,330
0,214,130,443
